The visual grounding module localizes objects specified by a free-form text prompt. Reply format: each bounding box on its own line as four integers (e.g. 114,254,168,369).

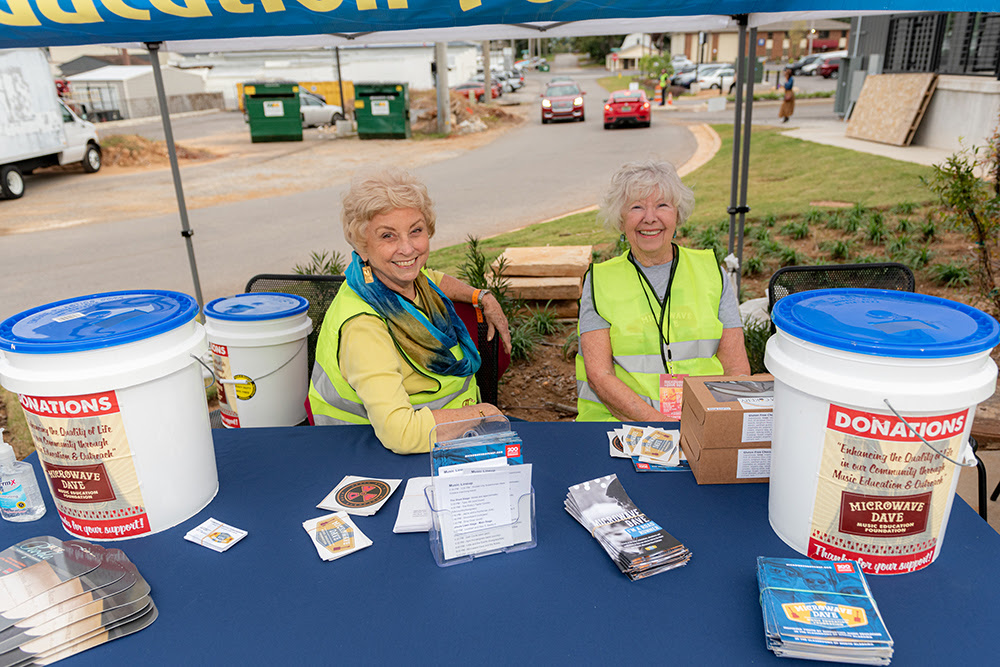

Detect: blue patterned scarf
345,252,481,377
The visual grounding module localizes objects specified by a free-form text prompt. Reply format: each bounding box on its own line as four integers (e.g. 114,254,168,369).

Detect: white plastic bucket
203,293,313,428
0,290,218,541
765,289,999,575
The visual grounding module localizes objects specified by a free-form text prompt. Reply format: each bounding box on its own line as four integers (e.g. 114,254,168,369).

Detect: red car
452,81,499,102
541,82,585,123
819,56,841,79
603,89,651,129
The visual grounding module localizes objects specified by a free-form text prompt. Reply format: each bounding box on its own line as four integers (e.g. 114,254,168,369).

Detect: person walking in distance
778,68,795,123
658,69,669,106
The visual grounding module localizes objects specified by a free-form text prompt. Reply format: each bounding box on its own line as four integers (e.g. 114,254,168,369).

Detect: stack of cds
565,474,691,580
757,557,893,665
0,536,156,665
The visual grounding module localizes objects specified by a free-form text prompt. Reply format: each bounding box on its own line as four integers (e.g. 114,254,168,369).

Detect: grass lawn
428,124,936,276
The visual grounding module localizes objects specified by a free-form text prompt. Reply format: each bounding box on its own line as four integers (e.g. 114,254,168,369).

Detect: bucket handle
191,353,219,386
215,339,308,387
882,399,977,468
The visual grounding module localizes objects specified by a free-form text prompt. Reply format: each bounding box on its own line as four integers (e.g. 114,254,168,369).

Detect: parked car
541,82,585,123
819,56,842,79
470,74,503,98
674,63,728,88
603,89,650,129
503,70,525,90
697,67,736,92
299,91,344,127
671,54,694,69
452,81,498,102
787,54,823,76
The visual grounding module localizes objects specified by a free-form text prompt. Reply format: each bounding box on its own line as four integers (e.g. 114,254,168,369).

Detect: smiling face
360,207,430,300
622,191,677,267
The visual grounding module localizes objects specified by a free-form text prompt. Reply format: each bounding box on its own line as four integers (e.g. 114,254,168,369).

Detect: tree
572,35,626,63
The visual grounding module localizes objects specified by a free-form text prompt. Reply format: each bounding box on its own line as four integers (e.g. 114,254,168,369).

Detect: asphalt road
0,53,839,320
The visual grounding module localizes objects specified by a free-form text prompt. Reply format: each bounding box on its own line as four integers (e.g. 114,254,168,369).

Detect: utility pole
434,43,450,134
482,42,491,104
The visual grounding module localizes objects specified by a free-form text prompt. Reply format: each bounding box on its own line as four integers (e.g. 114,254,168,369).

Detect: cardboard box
680,374,774,484
680,428,770,485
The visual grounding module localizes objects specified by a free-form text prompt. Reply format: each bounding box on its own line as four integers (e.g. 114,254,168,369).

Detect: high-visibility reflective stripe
611,338,720,374
311,362,368,419
577,380,655,408
313,414,357,426
312,362,473,421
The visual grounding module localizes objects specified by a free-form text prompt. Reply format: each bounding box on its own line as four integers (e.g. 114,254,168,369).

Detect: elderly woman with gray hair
308,166,511,454
576,160,750,422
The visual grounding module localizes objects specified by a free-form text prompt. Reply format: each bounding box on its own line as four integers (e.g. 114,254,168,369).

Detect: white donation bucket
765,289,999,575
0,290,218,540
203,293,313,428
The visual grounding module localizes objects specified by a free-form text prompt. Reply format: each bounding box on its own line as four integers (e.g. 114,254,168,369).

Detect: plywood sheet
846,73,937,147
505,276,583,300
493,246,593,277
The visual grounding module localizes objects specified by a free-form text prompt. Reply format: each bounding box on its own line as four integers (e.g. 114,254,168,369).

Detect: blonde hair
597,160,695,233
341,165,436,253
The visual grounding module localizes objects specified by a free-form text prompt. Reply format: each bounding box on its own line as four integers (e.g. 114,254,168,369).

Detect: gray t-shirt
579,257,741,335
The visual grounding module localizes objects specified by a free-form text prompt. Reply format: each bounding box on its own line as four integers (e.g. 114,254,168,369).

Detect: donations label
808,404,965,575
210,342,240,428
19,391,150,539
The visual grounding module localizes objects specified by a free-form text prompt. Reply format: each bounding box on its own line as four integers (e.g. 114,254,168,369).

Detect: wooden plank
519,299,579,318
845,73,937,147
493,246,593,278
903,75,938,146
505,276,582,300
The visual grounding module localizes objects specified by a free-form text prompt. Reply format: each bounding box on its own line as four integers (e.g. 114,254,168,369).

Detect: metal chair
244,273,345,374
768,262,915,316
767,262,990,522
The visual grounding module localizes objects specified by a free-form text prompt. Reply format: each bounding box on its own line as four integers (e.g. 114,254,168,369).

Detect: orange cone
667,91,673,106
654,86,663,104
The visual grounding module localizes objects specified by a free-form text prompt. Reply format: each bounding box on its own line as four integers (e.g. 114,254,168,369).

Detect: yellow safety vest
576,246,725,421
308,284,480,426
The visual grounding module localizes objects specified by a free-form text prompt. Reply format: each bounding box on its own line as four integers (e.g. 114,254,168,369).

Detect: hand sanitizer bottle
0,428,47,522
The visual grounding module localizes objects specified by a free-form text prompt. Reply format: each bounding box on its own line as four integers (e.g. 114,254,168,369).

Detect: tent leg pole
145,41,204,311
728,17,748,271
736,27,759,293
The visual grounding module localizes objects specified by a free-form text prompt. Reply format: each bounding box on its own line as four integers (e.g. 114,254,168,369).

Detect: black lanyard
629,244,679,374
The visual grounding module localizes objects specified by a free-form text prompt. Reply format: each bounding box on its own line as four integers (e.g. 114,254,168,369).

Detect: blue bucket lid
772,288,1000,358
204,293,309,322
0,290,199,355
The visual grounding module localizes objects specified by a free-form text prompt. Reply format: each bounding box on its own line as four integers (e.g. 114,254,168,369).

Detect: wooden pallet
846,73,938,147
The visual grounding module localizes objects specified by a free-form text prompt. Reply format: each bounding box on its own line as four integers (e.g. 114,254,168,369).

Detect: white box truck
0,48,102,200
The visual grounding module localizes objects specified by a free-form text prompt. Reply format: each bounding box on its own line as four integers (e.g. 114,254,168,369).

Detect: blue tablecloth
6,422,998,664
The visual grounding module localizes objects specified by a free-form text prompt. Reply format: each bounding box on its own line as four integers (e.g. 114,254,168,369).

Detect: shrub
896,217,912,233
891,201,919,215
457,236,519,320
803,208,824,225
886,233,911,259
823,211,844,230
931,262,973,287
752,226,771,242
820,239,854,261
742,317,771,375
777,245,804,266
780,221,810,240
763,213,777,228
905,245,933,270
865,217,887,244
920,220,937,241
743,255,765,276
294,250,347,275
509,321,543,362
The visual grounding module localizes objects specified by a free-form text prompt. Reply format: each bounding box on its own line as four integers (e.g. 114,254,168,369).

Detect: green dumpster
244,81,302,143
354,82,410,140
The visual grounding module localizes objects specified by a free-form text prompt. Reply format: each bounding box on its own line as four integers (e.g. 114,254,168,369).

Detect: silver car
299,91,345,128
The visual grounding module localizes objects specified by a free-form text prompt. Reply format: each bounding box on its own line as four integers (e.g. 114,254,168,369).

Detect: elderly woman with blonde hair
308,166,511,454
576,160,750,422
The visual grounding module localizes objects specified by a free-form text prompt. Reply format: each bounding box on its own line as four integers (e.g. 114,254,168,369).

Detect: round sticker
234,375,256,400
334,480,391,509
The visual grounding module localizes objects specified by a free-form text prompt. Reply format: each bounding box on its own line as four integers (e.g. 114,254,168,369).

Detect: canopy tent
2,1,990,306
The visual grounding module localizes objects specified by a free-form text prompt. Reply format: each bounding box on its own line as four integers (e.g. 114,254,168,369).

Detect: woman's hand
481,292,512,355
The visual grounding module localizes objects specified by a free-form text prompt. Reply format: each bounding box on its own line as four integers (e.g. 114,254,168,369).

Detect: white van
1,49,102,200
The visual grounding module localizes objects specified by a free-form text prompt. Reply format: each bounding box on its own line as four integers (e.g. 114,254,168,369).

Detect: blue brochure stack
757,556,893,665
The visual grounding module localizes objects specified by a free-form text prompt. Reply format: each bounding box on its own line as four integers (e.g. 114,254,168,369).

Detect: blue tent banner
0,1,988,50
